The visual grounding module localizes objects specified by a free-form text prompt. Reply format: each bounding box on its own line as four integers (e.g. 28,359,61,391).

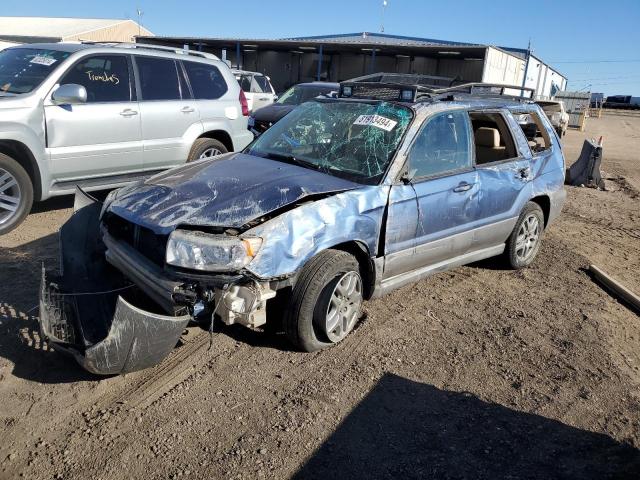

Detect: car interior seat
474,127,506,164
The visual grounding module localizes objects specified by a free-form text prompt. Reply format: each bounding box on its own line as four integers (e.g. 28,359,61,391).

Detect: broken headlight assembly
165,230,262,272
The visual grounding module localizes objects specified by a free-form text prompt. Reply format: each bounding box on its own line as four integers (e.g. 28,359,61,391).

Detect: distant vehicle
233,69,276,113
604,95,640,110
248,82,339,135
590,92,604,109
0,42,253,234
536,100,569,137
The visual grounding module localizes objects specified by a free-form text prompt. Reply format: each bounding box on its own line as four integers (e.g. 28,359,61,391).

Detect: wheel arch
0,140,42,201
198,130,233,152
326,240,376,299
530,195,551,227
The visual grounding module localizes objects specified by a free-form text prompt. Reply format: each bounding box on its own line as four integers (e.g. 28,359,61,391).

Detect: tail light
239,90,249,117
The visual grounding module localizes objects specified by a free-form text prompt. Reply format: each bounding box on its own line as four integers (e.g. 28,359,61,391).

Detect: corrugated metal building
137,32,566,97
0,16,153,45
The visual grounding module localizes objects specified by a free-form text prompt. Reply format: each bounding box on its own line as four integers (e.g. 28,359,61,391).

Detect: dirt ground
1,113,639,480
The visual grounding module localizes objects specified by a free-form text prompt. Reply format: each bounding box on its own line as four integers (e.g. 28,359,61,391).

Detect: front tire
0,153,33,235
285,250,364,352
505,202,544,269
187,138,228,162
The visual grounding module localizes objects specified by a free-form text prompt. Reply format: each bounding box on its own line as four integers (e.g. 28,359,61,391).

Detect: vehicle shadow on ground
294,374,640,480
29,194,74,214
0,232,98,383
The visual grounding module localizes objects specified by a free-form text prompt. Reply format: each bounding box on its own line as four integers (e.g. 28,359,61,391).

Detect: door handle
181,106,195,113
258,97,269,101
453,182,474,193
119,109,138,117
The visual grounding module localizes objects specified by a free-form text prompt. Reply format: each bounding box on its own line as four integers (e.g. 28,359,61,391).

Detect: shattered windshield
0,48,70,94
247,100,413,184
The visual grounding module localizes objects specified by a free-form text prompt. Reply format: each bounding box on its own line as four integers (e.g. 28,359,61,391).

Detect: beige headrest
475,127,500,148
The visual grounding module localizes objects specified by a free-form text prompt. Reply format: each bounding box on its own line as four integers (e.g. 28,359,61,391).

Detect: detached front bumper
37,189,191,375
39,273,190,375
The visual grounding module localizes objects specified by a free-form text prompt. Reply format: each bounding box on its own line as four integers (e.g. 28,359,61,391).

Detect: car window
183,61,227,99
254,75,271,94
469,112,519,165
512,109,552,154
236,74,252,93
136,56,181,101
0,48,71,94
59,55,131,103
408,111,472,178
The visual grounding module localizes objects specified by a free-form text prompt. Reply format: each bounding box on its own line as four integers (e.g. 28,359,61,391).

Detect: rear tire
0,153,33,235
187,138,228,162
285,250,363,352
505,202,544,269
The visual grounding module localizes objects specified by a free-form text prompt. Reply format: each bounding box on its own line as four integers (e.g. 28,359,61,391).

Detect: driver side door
383,110,481,280
44,54,143,181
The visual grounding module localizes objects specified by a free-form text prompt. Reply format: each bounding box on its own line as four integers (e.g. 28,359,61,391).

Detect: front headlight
166,230,262,272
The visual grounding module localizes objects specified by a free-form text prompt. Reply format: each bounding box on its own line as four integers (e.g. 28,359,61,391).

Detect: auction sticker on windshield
353,114,397,132
30,56,57,66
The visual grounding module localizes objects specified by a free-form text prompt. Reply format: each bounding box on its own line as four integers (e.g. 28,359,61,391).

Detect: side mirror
52,84,87,105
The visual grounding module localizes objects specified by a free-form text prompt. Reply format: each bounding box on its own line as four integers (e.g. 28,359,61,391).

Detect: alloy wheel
199,147,222,159
324,271,363,343
0,168,21,225
515,214,541,262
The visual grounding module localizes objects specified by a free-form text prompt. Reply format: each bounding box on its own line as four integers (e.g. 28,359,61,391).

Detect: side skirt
371,244,505,298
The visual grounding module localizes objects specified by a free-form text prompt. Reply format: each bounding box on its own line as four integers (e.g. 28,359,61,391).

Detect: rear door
469,109,532,250
134,55,202,170
251,75,276,111
45,54,142,181
384,110,481,279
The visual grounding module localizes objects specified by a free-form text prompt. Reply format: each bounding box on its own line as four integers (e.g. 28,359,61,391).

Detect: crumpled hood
107,153,360,234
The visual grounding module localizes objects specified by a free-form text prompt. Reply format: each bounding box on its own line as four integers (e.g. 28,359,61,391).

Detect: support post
371,49,376,74
317,44,323,81
236,42,241,69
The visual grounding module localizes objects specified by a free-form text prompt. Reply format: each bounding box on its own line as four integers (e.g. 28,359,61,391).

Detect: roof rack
77,41,220,60
348,73,456,88
339,74,535,103
429,83,536,101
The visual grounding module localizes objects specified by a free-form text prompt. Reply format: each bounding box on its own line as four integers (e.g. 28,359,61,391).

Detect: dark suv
248,81,339,135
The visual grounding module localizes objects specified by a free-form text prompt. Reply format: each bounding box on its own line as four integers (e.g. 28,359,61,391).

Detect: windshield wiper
257,151,327,173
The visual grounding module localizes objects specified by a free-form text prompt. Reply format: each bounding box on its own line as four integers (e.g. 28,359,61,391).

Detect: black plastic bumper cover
39,277,190,375
37,188,191,375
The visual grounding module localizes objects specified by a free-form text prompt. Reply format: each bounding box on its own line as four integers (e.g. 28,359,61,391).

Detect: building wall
482,47,525,86
526,55,567,99
63,20,153,43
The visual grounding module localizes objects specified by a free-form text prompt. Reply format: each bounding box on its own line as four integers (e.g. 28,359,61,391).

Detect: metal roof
0,16,150,41
285,32,483,47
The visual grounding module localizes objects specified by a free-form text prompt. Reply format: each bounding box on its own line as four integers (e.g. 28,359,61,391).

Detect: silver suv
0,42,254,234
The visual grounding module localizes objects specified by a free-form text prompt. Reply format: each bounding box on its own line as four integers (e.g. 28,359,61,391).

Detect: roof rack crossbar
430,82,535,99
338,74,536,103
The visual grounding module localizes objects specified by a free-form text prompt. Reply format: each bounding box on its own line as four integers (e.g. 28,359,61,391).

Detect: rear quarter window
184,61,228,100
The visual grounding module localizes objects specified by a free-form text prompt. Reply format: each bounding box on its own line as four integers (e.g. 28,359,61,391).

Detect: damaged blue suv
39,78,566,374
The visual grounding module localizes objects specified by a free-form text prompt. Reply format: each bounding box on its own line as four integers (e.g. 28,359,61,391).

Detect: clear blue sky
4,0,640,95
